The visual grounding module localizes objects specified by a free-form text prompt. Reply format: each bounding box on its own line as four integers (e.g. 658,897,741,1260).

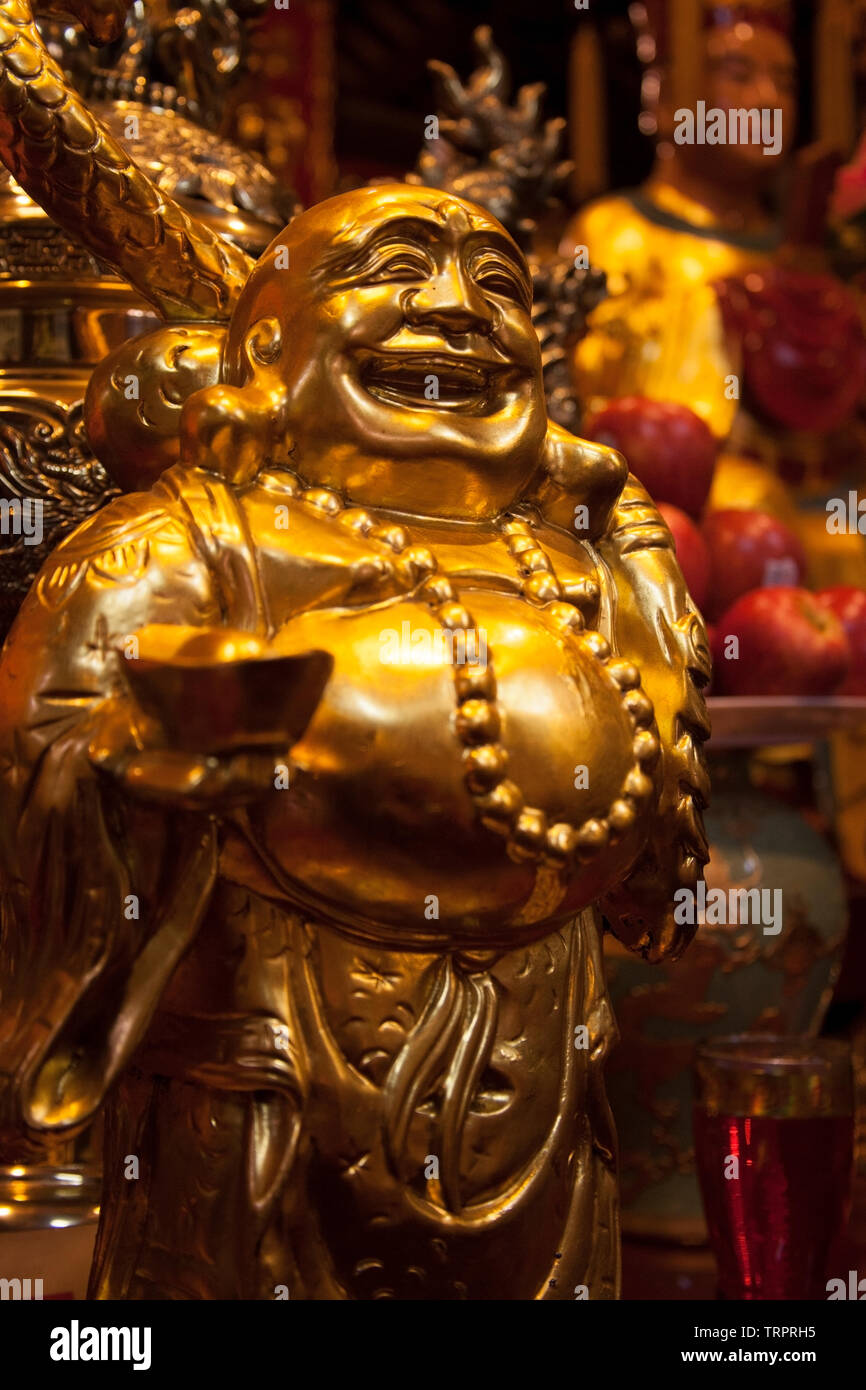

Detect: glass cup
693,1035,854,1300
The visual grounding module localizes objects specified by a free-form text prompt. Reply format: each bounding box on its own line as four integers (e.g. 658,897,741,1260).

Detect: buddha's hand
87,628,333,809
527,421,628,541
87,698,294,809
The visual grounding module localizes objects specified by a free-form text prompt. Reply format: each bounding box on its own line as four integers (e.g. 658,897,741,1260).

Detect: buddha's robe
0,447,708,1299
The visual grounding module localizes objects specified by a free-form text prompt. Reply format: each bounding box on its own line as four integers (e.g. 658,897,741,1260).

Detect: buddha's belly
241,589,656,948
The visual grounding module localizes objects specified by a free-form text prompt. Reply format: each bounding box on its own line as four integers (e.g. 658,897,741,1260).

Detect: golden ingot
125,624,333,753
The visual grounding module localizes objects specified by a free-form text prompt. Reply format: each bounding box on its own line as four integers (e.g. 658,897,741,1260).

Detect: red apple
814,587,866,695
700,508,807,622
658,502,710,610
583,397,717,519
712,587,850,696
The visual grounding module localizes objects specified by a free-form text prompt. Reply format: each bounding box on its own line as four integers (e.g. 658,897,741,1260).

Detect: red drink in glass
694,1110,853,1299
693,1036,854,1301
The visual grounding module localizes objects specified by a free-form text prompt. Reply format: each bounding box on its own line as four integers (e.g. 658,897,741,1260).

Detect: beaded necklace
283,475,662,872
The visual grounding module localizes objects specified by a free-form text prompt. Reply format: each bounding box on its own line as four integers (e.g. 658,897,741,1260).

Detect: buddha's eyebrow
314,215,530,294
463,230,533,294
315,217,439,283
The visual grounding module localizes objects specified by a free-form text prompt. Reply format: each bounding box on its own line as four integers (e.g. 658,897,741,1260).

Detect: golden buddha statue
0,0,710,1300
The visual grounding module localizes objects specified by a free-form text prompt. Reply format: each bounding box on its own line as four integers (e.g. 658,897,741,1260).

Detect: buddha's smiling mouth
357,351,511,413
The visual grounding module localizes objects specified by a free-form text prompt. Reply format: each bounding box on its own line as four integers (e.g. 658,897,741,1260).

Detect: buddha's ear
223,313,285,390
85,324,226,492
241,317,284,374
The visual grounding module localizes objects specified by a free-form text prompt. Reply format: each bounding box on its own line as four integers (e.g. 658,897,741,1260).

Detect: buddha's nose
403,264,494,336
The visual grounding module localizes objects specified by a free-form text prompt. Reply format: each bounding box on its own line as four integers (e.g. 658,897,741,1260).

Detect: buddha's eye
711,55,755,85
365,248,432,283
477,270,521,299
471,254,530,309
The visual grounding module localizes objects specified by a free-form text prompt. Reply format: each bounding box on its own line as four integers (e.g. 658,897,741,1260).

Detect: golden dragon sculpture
0,0,251,319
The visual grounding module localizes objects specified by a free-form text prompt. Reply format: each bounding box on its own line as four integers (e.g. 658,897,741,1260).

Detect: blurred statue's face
664,22,796,181
702,23,796,173
230,187,546,520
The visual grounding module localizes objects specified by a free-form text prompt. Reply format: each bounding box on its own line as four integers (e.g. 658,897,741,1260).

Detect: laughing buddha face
224,185,547,520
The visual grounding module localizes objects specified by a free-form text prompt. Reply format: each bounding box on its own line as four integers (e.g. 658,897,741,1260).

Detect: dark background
333,0,819,201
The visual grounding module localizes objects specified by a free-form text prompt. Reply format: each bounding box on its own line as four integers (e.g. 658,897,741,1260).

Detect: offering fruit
814,587,866,696
657,502,710,611
583,396,717,519
700,508,807,622
711,587,850,697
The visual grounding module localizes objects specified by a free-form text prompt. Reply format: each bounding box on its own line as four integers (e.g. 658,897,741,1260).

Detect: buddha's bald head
224,184,546,520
